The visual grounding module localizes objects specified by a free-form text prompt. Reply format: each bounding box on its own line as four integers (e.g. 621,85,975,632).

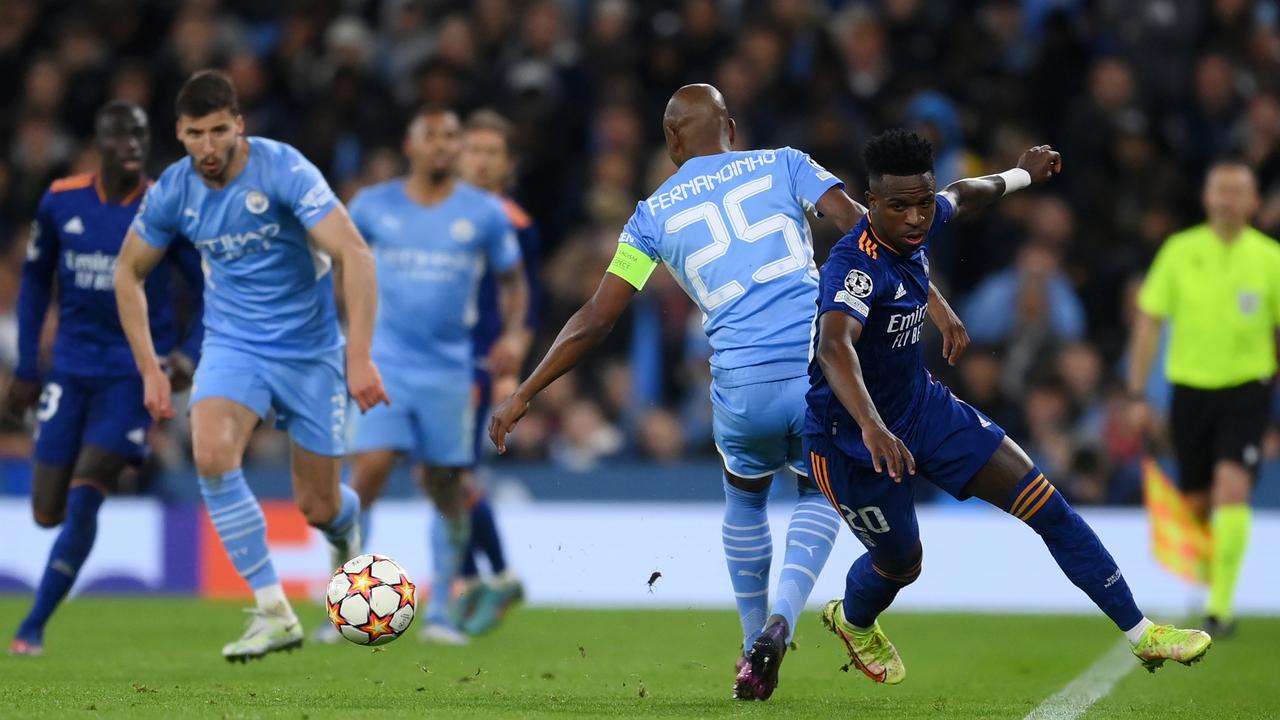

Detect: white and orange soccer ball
326,554,416,646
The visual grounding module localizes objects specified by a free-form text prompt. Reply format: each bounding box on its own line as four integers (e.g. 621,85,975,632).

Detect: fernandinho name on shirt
646,150,780,212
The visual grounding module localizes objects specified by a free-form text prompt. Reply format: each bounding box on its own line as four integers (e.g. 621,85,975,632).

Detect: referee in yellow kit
1127,159,1280,637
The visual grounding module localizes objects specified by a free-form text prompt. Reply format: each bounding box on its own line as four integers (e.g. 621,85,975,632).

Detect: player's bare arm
308,205,389,413
488,262,531,378
815,186,868,234
1124,309,1164,431
940,145,1062,222
489,272,636,454
114,230,174,420
927,282,969,366
815,311,915,480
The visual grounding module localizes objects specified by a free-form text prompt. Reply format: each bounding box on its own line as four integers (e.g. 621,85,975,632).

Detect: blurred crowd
2,0,1280,505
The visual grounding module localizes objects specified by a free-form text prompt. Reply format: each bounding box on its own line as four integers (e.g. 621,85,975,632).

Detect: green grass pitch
1,599,1276,719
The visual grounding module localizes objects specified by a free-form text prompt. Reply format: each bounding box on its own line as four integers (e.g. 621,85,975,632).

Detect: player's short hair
175,69,240,119
863,129,935,181
96,99,144,127
465,109,514,149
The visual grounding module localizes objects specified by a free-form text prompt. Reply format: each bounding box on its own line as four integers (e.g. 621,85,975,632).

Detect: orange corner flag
1141,457,1210,585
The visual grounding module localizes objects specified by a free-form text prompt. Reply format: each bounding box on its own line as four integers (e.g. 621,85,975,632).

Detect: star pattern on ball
357,610,396,642
346,567,378,601
392,578,416,608
326,601,344,627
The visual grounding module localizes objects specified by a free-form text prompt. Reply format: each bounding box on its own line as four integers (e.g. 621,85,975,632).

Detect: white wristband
997,168,1032,195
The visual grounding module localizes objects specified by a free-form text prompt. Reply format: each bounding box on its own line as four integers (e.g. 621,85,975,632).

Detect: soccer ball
326,554,416,646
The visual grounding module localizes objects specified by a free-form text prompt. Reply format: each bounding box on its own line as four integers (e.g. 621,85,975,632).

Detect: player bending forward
491,85,970,700
9,102,203,656
806,129,1210,685
116,70,388,661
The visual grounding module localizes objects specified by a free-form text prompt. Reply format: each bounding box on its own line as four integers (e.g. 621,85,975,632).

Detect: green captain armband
606,242,659,290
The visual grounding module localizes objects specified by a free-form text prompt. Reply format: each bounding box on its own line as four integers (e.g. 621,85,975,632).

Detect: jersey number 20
668,176,809,310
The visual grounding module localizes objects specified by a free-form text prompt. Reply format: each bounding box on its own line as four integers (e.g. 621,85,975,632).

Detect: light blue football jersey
132,137,342,358
348,179,520,374
620,147,842,387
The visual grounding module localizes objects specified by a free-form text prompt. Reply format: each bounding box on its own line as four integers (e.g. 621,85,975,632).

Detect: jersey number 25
668,176,810,311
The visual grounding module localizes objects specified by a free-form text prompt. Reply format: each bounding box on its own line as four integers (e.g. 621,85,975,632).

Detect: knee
297,494,340,528
1211,463,1251,506
193,440,237,478
423,468,464,516
872,547,923,587
33,510,63,529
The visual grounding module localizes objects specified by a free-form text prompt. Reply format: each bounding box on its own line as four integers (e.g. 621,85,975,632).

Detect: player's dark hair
863,129,935,180
95,99,143,127
175,69,240,119
1207,155,1254,175
465,109,514,149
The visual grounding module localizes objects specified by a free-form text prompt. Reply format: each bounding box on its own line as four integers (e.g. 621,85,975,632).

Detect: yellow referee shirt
1138,224,1280,389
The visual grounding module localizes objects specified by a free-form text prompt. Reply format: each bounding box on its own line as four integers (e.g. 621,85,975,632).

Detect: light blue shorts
349,368,475,466
710,375,810,479
191,344,347,456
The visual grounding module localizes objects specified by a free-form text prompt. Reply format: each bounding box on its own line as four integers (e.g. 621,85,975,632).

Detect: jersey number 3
669,175,809,310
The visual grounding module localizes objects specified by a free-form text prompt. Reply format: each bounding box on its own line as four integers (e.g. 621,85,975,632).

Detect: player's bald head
662,83,734,167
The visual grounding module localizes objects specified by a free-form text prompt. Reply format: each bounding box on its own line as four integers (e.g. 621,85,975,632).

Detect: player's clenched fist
1018,145,1063,183
348,356,390,413
489,392,530,455
862,422,915,481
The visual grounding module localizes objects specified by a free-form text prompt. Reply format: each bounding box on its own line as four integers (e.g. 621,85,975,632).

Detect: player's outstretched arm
815,186,868,234
115,230,175,420
816,311,915,480
940,145,1062,222
308,206,389,413
489,272,636,454
489,263,532,378
926,282,969,366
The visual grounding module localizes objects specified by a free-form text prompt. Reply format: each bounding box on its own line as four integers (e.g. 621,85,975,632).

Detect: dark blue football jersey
805,195,955,463
16,174,203,381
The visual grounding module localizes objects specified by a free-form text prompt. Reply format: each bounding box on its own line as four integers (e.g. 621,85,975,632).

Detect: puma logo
736,568,767,581
789,539,819,557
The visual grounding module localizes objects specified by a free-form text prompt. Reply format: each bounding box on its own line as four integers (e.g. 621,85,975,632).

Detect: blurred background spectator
3,0,1279,507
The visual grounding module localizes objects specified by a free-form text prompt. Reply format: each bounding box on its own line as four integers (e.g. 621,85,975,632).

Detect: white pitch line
1023,639,1137,720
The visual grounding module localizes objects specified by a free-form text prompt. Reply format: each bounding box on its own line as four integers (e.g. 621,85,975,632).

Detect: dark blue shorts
804,388,1005,563
33,372,152,467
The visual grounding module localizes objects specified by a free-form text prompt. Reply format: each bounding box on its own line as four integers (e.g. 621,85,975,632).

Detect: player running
807,129,1210,685
450,109,541,635
115,70,388,661
342,108,528,646
490,84,969,700
7,102,204,657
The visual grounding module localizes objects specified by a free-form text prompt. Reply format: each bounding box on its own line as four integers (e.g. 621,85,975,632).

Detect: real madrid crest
245,190,270,214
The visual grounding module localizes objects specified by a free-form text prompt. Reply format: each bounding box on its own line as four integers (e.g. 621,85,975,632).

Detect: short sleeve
782,147,843,207
817,244,878,325
608,204,660,290
278,144,338,229
1137,241,1177,318
131,177,181,249
28,192,59,269
486,200,522,273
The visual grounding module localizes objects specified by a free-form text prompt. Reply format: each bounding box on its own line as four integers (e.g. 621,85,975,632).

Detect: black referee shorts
1169,379,1274,492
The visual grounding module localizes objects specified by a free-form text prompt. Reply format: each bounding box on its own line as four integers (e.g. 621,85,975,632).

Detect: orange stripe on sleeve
50,173,95,193
1019,485,1056,521
1013,480,1051,519
1009,474,1046,516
